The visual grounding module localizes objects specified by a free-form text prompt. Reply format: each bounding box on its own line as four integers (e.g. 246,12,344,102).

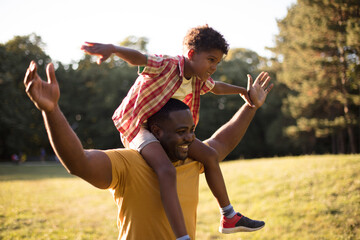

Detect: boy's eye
209,58,221,65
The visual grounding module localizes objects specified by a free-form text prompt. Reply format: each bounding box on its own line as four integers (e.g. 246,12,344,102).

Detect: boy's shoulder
147,54,182,63
143,54,185,74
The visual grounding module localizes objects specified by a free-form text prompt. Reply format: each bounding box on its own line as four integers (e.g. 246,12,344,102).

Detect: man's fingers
24,68,31,86
247,74,253,91
46,63,57,84
261,76,271,89
259,72,269,83
30,61,35,71
266,83,274,94
253,72,264,85
25,80,34,94
24,61,36,86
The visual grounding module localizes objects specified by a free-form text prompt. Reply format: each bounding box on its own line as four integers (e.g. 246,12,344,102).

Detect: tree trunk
337,6,357,154
338,46,357,153
337,130,346,154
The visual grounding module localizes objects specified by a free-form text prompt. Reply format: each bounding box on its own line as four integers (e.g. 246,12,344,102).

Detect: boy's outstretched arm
24,61,112,189
205,72,273,161
211,81,255,107
81,42,147,66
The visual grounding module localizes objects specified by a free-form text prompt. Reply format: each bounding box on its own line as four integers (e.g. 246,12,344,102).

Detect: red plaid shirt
112,55,215,143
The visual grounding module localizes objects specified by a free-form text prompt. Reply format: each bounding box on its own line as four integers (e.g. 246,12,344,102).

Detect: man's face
189,49,224,82
157,109,195,162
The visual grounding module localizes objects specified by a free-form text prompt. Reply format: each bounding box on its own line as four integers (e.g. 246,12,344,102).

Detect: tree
271,0,360,154
120,36,149,52
0,34,51,159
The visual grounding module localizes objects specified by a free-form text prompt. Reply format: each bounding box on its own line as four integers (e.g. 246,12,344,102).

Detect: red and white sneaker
219,213,265,234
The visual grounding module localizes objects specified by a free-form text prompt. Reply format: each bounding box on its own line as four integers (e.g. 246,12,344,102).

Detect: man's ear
150,124,162,139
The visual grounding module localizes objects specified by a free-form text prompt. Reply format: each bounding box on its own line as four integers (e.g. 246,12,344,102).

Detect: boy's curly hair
183,24,229,55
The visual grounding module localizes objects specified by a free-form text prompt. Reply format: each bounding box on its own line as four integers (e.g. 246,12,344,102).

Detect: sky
0,0,296,64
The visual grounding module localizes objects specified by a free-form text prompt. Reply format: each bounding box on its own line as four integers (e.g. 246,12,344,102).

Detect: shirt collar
178,55,185,78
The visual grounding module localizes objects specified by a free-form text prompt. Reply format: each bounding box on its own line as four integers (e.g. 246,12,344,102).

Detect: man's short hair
183,24,229,55
147,98,190,128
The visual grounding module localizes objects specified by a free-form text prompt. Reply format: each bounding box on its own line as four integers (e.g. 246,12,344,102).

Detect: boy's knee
203,147,220,167
208,147,219,162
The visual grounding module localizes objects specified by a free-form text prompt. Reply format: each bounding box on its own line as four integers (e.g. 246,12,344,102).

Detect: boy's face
188,49,224,82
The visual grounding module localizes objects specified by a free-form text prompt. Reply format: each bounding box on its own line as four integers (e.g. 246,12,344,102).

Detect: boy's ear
188,49,195,60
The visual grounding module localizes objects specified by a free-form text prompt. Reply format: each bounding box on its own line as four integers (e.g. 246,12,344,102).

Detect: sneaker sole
219,224,265,234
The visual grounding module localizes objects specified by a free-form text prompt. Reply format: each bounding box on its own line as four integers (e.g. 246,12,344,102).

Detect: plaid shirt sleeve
200,78,215,94
139,54,172,77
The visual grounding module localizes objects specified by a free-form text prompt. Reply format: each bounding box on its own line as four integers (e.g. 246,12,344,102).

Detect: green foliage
197,48,297,158
120,36,149,52
56,55,138,150
271,0,360,154
0,34,51,158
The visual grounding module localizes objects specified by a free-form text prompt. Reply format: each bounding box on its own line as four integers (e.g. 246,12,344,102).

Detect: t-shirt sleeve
200,77,215,95
104,149,128,193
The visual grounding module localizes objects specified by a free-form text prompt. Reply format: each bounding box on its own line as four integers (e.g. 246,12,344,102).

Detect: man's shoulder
104,148,143,165
104,148,138,155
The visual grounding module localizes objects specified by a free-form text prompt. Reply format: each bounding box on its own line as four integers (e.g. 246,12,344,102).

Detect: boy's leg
188,138,265,233
188,138,230,207
141,142,189,239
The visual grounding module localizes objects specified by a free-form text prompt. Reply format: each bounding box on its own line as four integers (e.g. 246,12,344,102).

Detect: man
24,61,273,239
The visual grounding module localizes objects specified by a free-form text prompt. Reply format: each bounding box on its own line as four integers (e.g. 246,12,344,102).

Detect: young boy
81,25,266,239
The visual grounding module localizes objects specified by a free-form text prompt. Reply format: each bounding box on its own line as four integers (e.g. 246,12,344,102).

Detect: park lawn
0,154,359,240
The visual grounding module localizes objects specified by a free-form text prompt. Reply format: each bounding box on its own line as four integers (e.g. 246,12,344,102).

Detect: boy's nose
211,64,217,71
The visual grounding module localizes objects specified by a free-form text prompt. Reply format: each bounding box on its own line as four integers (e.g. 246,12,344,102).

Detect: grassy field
1,154,359,240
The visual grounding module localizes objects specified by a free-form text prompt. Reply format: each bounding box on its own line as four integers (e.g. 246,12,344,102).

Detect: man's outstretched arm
205,72,273,161
24,61,112,189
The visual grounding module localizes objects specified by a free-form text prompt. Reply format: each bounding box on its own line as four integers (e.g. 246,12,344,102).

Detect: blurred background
0,0,359,162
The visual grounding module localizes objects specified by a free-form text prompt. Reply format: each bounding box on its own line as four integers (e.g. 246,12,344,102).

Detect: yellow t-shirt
104,148,204,240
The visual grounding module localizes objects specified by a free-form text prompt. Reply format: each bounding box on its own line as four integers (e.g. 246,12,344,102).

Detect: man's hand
24,61,60,113
81,42,114,64
238,87,255,108
247,72,273,109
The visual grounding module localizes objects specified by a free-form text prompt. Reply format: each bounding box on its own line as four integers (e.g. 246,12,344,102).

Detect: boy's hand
247,72,273,109
239,88,255,108
24,61,60,113
81,42,114,64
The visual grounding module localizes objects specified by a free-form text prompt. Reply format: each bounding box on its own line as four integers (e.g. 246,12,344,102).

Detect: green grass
1,155,359,239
